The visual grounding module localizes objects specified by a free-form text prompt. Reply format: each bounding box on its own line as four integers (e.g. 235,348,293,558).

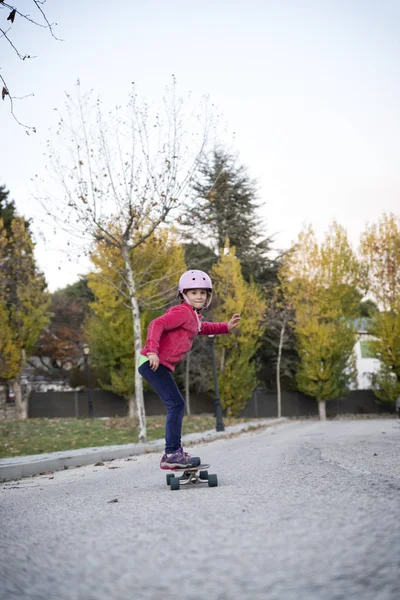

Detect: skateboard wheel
166,474,175,485
199,470,209,480
170,477,180,491
208,474,218,487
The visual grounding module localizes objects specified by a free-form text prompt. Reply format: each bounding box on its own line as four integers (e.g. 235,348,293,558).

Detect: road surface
1,418,399,600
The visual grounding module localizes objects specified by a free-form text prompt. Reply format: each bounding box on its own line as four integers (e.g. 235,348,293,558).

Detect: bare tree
1,1,60,131
40,79,214,442
264,294,295,418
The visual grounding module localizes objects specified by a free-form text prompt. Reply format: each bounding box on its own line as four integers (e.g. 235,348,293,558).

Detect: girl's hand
228,314,241,330
147,353,160,371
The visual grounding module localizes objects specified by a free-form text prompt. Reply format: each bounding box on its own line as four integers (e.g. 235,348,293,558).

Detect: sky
1,0,399,292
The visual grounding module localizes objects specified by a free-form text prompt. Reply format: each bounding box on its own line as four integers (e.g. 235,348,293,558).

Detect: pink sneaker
160,447,201,470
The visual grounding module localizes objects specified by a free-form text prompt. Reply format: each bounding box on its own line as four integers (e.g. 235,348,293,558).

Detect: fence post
74,390,79,418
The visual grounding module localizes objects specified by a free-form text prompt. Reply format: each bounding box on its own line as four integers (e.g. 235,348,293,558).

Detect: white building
353,318,381,390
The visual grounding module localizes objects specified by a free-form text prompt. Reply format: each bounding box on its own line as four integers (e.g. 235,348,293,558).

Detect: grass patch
0,415,256,459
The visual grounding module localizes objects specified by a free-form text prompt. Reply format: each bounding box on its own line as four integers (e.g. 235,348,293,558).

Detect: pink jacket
141,303,229,371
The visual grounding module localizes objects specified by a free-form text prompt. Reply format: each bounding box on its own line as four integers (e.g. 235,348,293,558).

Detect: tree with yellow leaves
211,241,266,416
281,223,360,419
87,227,186,417
0,215,50,418
360,213,400,404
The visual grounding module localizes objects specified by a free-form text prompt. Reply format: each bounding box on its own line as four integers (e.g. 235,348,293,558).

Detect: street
1,418,399,600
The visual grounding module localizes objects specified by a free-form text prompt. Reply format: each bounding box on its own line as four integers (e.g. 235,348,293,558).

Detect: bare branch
0,26,37,59
1,1,61,38
1,0,61,128
32,0,61,39
0,73,36,132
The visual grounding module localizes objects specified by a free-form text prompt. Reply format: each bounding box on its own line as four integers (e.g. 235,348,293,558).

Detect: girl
138,269,241,469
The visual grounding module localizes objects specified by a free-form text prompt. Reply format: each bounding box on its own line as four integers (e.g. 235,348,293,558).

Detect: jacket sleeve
145,305,189,354
199,321,229,336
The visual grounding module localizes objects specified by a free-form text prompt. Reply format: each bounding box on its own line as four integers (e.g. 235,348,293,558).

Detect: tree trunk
128,394,137,418
185,351,191,416
318,400,326,421
276,319,286,419
122,243,147,442
13,376,29,419
13,349,30,420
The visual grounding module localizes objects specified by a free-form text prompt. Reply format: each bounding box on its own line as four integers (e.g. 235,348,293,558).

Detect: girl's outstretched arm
199,314,241,336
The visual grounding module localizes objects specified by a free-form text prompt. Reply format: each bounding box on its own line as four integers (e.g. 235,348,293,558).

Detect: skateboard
165,464,218,490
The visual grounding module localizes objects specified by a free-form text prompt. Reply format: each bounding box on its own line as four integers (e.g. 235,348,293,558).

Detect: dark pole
83,346,94,418
209,335,225,432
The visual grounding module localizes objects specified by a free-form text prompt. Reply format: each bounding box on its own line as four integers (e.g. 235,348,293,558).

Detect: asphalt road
1,418,399,600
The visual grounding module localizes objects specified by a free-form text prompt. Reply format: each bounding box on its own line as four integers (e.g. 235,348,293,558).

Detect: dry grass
0,415,255,458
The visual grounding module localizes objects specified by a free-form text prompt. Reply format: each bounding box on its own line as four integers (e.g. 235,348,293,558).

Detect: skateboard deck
165,464,218,490
165,463,210,472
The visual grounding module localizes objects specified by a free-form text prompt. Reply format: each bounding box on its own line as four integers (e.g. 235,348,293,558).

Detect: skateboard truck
165,464,218,490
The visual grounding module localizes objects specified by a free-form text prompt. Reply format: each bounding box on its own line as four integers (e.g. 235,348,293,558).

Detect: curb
0,418,288,482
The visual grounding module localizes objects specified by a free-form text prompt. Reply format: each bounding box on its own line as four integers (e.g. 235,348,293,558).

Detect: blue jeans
138,362,185,454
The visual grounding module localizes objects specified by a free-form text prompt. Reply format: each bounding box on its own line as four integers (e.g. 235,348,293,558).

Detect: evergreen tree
184,151,296,393
359,299,378,318
185,148,285,390
0,185,30,233
183,242,218,275
62,276,96,309
185,148,277,287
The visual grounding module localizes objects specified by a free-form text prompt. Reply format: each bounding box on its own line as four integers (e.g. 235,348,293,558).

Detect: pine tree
0,185,30,233
186,148,277,286
183,242,218,275
184,149,288,394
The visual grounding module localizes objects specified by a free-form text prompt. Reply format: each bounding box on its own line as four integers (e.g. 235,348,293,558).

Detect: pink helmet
178,270,213,308
178,270,212,293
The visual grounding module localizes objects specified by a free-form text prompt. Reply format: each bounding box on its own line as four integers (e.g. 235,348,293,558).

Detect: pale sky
1,0,399,291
